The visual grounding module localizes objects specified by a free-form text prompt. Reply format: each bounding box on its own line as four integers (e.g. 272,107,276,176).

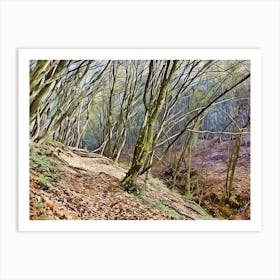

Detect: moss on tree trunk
121,60,179,192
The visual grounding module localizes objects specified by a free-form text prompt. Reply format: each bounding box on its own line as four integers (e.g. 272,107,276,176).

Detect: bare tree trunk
121,60,179,192
30,60,67,121
225,134,241,199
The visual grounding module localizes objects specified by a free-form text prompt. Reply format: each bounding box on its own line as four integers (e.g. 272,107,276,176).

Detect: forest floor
29,135,250,220
118,135,250,220
149,136,251,220
29,142,212,220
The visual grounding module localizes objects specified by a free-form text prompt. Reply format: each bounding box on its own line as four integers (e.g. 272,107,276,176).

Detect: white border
18,49,262,232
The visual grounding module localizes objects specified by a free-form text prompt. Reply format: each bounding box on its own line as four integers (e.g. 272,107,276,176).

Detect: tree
121,60,180,192
29,60,110,144
29,59,250,199
121,60,250,193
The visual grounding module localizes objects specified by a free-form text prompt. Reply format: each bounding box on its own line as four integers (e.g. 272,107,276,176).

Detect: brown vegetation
30,143,212,220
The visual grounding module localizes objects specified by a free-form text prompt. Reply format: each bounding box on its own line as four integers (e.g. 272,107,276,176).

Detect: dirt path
57,148,127,181
30,143,212,220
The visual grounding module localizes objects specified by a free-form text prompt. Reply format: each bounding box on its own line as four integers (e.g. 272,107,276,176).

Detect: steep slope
29,142,212,220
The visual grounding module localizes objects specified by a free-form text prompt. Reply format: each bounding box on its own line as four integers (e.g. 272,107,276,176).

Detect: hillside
29,142,212,220
151,136,251,219
28,59,251,221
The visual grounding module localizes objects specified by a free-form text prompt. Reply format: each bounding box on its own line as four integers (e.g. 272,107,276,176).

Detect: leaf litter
29,143,211,220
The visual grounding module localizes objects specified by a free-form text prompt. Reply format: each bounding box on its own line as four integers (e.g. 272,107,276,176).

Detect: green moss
33,202,45,209
41,214,51,220
184,192,195,200
38,175,53,192
30,148,59,181
169,210,182,220
47,171,59,179
183,197,212,218
30,150,54,172
154,201,167,211
220,204,235,217
119,162,131,170
30,201,46,219
228,195,239,208
147,175,168,190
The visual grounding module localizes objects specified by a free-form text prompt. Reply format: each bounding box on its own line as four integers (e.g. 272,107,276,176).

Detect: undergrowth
38,174,53,192
119,162,131,170
30,201,51,220
30,150,54,172
146,174,168,190
30,147,59,192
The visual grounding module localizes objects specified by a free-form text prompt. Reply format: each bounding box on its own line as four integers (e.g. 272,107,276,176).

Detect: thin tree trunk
225,134,241,199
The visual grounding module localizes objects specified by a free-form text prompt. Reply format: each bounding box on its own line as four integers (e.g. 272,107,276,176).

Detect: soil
30,134,250,221
29,143,212,220
119,135,250,220
149,135,251,220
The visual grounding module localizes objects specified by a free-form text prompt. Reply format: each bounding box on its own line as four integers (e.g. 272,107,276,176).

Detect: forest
29,59,251,220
